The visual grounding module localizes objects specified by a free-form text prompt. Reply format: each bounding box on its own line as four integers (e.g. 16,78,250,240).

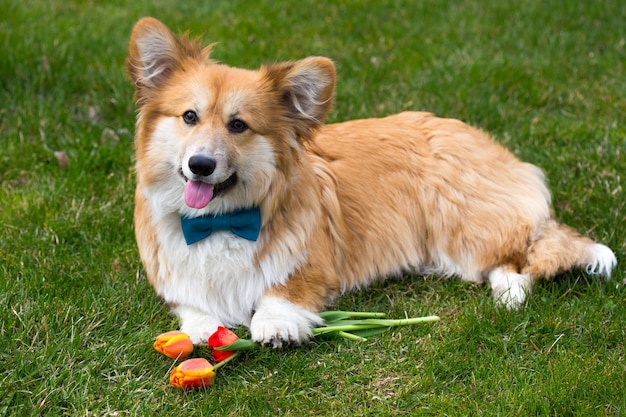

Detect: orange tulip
153,331,194,360
170,358,215,390
208,326,239,362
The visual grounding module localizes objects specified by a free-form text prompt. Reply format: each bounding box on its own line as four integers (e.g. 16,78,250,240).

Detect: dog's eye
227,119,248,134
182,110,199,125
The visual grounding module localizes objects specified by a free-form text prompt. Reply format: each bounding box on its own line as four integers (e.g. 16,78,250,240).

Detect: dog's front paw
172,305,221,344
250,296,323,348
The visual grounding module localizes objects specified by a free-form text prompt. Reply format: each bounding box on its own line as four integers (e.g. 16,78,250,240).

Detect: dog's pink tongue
184,180,214,209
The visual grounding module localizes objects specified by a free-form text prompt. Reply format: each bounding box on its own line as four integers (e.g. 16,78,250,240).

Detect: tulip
170,358,215,390
208,326,239,362
153,330,194,360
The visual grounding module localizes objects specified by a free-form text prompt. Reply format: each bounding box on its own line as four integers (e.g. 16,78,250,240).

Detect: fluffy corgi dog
128,17,616,346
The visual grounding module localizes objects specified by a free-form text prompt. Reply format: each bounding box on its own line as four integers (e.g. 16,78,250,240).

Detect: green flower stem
336,331,368,341
312,323,383,335
312,315,440,335
213,351,241,370
360,315,441,327
212,314,440,350
319,311,387,321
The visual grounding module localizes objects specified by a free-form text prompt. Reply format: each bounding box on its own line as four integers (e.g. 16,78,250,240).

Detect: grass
1,0,624,415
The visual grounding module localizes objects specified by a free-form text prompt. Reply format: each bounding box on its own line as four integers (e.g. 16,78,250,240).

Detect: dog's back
307,111,615,307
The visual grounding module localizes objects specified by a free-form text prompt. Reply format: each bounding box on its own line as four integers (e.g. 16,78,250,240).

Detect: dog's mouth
179,170,238,209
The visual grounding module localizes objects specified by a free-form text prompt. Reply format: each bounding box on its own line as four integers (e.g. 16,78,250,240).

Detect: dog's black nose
188,155,216,177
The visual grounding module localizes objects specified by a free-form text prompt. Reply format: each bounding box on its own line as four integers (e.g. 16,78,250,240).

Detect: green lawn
1,0,624,415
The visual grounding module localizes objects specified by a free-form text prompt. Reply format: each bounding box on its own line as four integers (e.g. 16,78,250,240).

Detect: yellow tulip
170,358,215,389
153,331,194,360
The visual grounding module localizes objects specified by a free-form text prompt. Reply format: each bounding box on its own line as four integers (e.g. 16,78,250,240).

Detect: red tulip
153,331,194,360
208,326,239,362
170,358,215,390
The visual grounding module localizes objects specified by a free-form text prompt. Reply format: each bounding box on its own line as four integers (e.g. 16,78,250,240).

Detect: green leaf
214,338,259,351
345,326,392,338
319,310,387,323
312,323,384,336
312,315,440,339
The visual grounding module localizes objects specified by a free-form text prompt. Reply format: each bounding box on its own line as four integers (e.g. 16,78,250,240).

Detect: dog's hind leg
489,219,616,309
522,219,616,281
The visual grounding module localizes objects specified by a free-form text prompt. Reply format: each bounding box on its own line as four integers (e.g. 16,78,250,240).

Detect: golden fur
128,18,616,346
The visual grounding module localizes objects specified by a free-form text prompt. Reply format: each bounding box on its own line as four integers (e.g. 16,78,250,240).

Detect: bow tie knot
181,206,261,245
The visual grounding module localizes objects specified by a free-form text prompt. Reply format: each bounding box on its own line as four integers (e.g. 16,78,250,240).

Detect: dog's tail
522,219,616,279
489,219,616,308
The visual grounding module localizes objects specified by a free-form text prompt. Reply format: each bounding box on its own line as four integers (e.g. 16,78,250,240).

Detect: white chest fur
149,209,303,329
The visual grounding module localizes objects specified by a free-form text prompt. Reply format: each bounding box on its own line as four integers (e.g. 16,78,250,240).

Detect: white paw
489,268,532,310
250,296,323,348
586,243,617,278
172,305,221,344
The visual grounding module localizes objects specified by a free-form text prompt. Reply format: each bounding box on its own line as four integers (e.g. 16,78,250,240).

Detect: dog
127,17,616,347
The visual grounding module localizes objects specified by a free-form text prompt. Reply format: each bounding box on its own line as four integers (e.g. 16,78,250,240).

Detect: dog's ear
127,17,208,102
263,57,336,139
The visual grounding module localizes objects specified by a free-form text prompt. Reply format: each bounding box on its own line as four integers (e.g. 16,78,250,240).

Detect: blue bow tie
181,206,262,245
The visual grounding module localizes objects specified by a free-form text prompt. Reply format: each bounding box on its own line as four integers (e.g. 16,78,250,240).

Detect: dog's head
127,17,335,216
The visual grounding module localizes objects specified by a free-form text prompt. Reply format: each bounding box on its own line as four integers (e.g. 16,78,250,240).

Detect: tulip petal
154,331,194,359
170,358,215,390
208,326,239,347
208,326,240,362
